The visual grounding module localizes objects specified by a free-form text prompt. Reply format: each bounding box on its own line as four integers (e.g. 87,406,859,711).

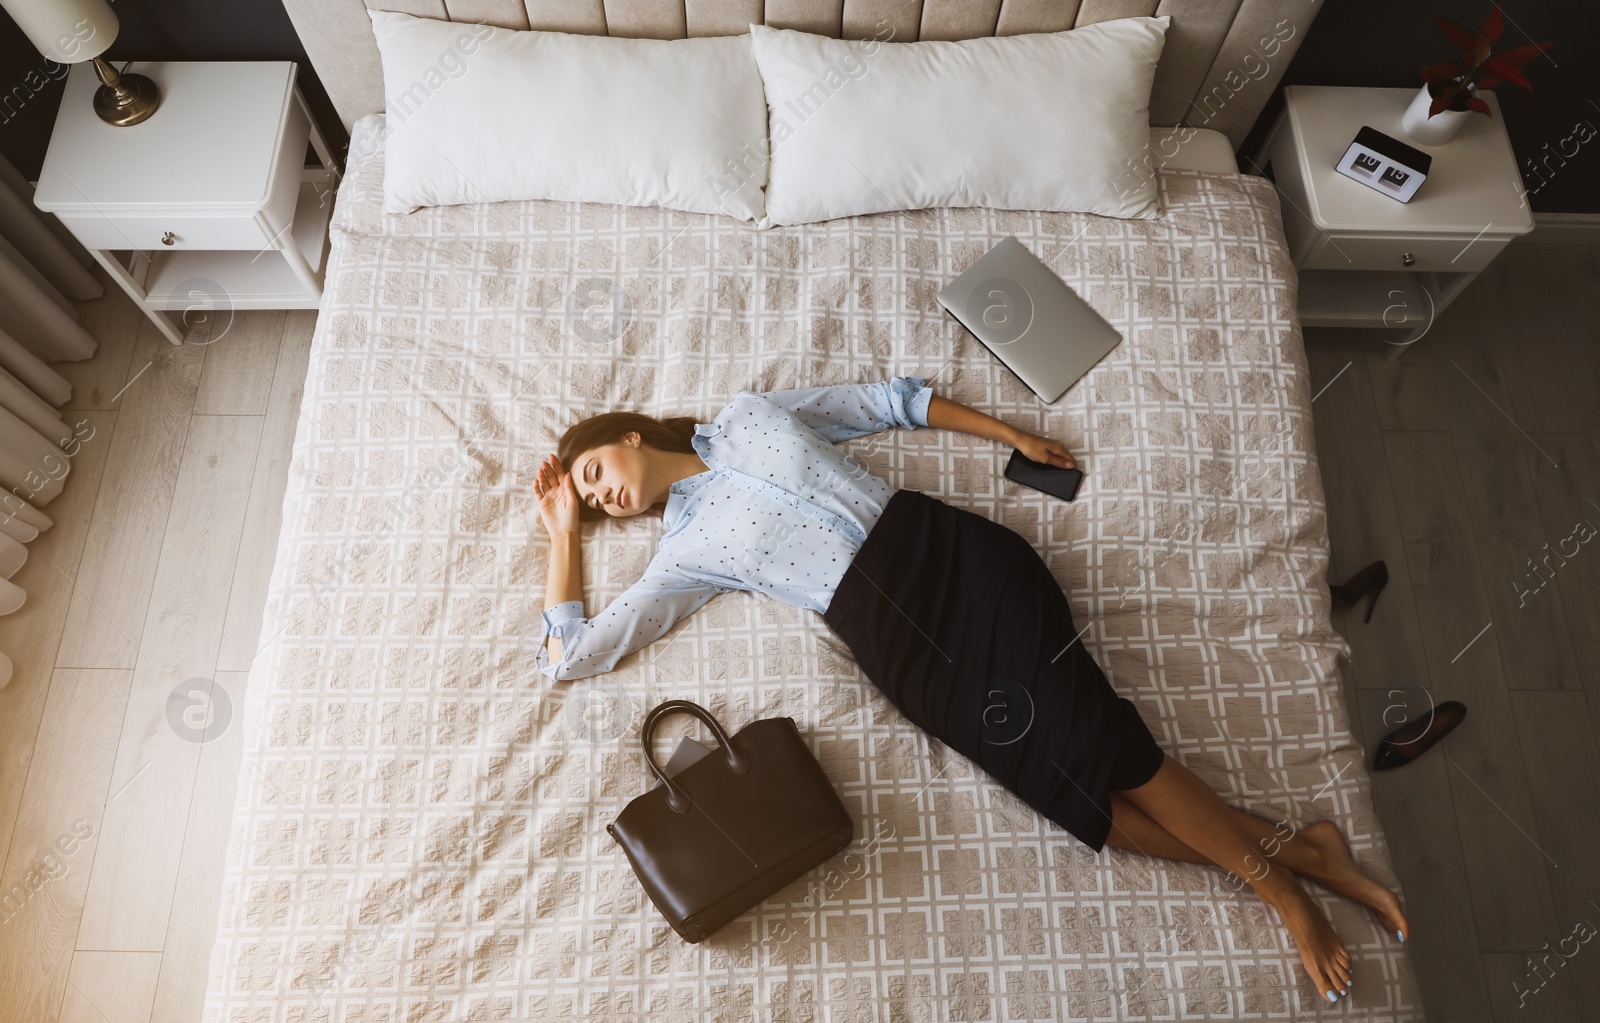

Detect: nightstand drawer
54,212,274,252
1299,232,1509,274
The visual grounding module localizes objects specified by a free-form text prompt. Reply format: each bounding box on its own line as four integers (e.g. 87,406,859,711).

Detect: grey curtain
0,149,104,626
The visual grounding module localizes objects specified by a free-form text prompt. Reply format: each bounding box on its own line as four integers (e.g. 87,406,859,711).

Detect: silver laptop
936,237,1123,404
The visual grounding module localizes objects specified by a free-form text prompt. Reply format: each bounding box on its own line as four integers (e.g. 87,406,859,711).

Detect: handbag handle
640,699,750,813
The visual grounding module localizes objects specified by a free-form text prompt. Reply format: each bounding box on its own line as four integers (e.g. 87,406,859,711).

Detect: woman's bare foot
1266,878,1354,1003
1296,820,1411,942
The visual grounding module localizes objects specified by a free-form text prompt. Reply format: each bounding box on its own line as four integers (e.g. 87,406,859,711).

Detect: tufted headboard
282,0,1319,150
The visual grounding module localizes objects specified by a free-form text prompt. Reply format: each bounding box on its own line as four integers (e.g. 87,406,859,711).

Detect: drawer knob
1401,251,1415,267
161,231,175,246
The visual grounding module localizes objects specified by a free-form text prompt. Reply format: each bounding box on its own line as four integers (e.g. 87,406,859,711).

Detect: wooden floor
1309,241,1600,1023
0,296,316,1023
0,242,1596,1022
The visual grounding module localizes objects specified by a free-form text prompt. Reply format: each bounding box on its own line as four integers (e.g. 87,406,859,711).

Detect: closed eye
586,460,601,508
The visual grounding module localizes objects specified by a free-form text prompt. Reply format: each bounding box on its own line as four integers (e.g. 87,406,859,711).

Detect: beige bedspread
202,114,1423,1022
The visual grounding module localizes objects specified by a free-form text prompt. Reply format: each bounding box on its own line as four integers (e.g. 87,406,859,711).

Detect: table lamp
0,0,159,125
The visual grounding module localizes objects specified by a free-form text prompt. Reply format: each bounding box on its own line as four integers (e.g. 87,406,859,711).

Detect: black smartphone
1004,449,1084,502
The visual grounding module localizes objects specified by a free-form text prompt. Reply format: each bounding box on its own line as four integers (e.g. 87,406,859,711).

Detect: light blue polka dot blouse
537,377,934,681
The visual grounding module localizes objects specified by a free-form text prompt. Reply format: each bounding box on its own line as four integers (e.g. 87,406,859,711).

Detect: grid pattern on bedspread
202,115,1422,1022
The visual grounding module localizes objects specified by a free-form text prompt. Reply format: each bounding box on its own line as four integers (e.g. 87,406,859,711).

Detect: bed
202,3,1424,1021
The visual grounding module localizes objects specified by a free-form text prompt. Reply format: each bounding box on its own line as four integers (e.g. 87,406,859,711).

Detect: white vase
1400,83,1476,146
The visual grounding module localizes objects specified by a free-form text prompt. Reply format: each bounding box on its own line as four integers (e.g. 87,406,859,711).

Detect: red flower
1422,5,1551,117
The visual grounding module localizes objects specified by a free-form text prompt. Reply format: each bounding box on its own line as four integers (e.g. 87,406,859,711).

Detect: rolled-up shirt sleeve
538,600,586,656
535,559,722,682
758,376,934,443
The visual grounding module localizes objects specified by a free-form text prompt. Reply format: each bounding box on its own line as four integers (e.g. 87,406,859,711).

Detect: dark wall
3,0,1596,213
1241,0,1600,214
0,0,346,181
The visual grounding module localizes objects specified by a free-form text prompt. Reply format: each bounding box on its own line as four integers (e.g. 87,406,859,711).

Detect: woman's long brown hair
556,411,700,521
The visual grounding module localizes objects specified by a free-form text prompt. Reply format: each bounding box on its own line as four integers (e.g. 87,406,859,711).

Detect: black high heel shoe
1330,560,1389,624
1374,700,1468,770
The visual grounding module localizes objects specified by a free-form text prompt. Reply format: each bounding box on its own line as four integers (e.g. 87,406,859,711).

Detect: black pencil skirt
821,488,1166,851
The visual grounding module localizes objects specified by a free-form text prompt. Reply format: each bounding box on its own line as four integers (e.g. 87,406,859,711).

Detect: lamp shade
0,0,118,63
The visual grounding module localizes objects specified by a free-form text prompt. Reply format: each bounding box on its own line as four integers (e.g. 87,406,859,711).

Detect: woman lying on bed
533,376,1407,1005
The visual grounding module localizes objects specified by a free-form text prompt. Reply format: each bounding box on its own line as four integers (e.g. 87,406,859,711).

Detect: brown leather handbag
607,699,854,943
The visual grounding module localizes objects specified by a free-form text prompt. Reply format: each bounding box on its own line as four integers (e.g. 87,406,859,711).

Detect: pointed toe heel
1373,700,1467,771
1329,560,1389,624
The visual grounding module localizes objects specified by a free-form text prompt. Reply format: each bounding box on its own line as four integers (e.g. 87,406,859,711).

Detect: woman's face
570,433,651,517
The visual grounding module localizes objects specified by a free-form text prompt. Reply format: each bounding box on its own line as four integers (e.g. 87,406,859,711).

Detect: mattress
202,114,1422,1022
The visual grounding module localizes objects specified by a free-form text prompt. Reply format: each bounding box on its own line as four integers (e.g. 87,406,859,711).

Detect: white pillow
369,11,768,220
749,18,1171,225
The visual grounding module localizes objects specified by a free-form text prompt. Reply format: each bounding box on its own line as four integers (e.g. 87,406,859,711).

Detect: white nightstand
1255,85,1534,360
34,61,339,345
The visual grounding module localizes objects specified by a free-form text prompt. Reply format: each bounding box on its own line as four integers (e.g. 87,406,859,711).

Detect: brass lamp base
91,56,160,126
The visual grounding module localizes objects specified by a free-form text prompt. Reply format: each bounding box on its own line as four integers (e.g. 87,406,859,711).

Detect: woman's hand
534,454,581,538
924,396,1075,470
1012,431,1076,469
